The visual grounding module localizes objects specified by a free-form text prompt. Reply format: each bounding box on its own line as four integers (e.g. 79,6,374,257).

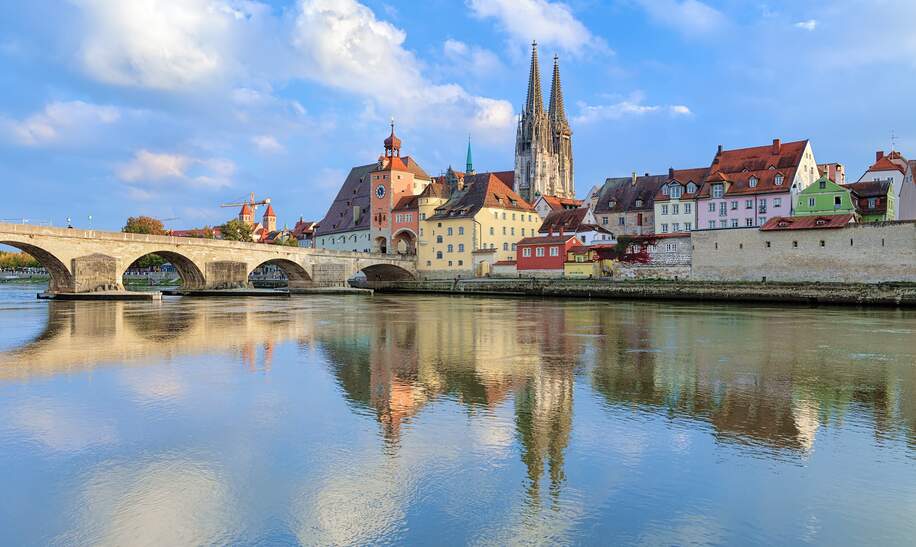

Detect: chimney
559,224,565,237
717,144,723,155
668,167,674,179
772,138,781,155
876,150,885,162
631,171,637,186
644,172,650,177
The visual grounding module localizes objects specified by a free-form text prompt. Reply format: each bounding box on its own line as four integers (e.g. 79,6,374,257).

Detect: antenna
891,129,897,151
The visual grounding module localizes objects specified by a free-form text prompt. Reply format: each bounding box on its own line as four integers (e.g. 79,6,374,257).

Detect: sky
1,0,915,232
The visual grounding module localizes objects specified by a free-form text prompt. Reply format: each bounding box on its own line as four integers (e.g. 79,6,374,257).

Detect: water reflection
1,294,915,544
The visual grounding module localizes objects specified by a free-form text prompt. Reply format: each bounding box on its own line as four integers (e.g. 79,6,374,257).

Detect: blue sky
1,0,915,231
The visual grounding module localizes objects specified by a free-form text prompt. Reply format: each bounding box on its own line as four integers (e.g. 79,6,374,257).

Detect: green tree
0,251,40,269
220,219,254,242
123,216,166,235
273,236,300,247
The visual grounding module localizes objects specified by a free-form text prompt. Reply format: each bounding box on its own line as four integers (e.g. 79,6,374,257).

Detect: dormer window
608,200,616,208
662,186,669,195
712,184,724,198
670,186,682,199
775,174,784,186
686,182,697,193
635,199,643,208
749,176,758,188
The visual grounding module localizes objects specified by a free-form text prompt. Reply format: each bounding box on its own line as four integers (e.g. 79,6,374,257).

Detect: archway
248,259,312,289
373,236,388,254
391,229,417,255
121,250,206,291
359,263,416,283
0,241,74,293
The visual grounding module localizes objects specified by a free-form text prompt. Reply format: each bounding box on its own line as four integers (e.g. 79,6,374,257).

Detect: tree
0,251,40,269
273,236,300,247
123,216,166,235
220,219,254,242
609,235,658,264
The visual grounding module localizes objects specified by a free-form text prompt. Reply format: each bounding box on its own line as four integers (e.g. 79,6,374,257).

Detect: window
731,201,738,210
730,219,738,228
719,202,727,216
511,227,515,236
868,198,877,208
602,217,609,225
665,242,676,252
745,199,753,209
511,243,517,250
793,241,798,248
436,235,443,243
820,240,825,247
708,220,716,229
503,242,509,251
420,213,426,220
550,246,559,256
458,260,463,266
684,203,692,214
808,197,816,207
536,247,545,257
685,222,692,231
502,212,506,220
670,186,682,199
523,247,531,257
419,228,424,236
494,212,498,219
759,199,767,213
458,227,464,235
708,202,716,212
687,183,697,193
774,198,782,207
522,228,526,236
712,184,724,198
448,261,452,266
662,205,669,215
502,226,507,235
661,223,669,233
819,180,827,189
672,204,680,215
719,219,727,228
758,217,766,225
447,244,453,252
619,216,625,226
458,244,465,252
635,200,643,207
447,227,453,236
834,196,842,207
766,241,771,248
436,251,443,259
489,227,495,236
673,223,681,231
746,218,753,227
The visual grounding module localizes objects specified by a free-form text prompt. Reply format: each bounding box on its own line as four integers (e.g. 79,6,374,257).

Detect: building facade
593,173,666,236
696,139,819,230
517,234,578,275
843,180,895,222
794,176,856,217
901,160,916,220
653,167,708,234
514,42,574,203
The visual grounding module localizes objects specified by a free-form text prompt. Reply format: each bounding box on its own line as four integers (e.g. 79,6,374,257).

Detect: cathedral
514,41,574,203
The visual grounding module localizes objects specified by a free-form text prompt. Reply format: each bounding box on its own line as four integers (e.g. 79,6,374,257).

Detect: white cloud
252,134,284,153
291,0,515,133
442,39,503,77
3,100,120,146
794,19,817,31
72,0,259,90
467,0,605,53
634,0,726,36
573,94,692,124
117,150,235,188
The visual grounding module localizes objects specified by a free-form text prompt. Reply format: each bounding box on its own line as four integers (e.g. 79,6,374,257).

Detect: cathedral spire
524,41,544,115
466,136,474,175
548,54,568,129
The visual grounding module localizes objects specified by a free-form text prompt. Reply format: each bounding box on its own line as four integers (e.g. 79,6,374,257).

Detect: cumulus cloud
794,19,817,31
3,100,120,146
252,134,284,153
291,0,515,132
573,94,692,124
467,0,606,53
634,0,727,36
442,39,503,78
72,0,252,90
117,150,235,189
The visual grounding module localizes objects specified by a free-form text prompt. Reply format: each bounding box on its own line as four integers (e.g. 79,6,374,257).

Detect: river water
0,284,914,546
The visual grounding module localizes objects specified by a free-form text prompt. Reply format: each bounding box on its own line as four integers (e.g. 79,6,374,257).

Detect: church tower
514,42,574,203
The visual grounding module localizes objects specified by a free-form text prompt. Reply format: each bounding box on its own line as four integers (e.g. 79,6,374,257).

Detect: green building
842,180,895,222
794,176,856,217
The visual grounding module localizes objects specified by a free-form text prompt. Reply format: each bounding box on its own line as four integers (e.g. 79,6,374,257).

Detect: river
0,284,915,546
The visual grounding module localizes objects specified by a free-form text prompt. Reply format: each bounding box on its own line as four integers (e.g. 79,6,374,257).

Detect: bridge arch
121,250,206,290
359,263,416,282
392,229,417,255
248,258,312,289
0,241,74,292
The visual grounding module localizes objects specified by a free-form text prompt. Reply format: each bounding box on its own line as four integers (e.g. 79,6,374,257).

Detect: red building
516,234,579,273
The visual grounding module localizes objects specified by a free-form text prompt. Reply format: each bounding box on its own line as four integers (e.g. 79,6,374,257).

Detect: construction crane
220,193,271,217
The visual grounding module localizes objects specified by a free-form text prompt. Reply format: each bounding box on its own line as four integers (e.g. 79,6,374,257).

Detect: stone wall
616,264,691,280
692,222,916,283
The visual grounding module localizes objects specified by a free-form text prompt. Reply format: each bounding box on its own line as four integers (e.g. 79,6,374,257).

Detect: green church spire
466,135,474,175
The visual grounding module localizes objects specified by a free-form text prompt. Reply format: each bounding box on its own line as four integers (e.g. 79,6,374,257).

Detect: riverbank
372,278,916,307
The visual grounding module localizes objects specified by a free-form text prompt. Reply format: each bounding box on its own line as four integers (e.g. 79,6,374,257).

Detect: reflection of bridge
0,223,416,294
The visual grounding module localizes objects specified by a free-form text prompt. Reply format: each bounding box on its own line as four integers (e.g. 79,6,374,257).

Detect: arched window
775,174,784,185
436,251,443,259
749,176,758,188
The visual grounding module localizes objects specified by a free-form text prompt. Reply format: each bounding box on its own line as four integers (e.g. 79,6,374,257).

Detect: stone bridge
0,222,417,294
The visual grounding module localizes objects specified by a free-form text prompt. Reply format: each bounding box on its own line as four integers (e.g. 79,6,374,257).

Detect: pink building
696,139,819,230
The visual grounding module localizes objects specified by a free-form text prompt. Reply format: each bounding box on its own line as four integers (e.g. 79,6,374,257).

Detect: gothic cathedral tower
514,42,574,203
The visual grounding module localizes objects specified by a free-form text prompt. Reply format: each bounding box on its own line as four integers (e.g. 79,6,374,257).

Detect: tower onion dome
384,120,401,156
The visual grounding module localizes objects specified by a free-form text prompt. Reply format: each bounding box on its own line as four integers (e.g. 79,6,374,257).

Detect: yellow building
417,171,540,278
563,246,616,278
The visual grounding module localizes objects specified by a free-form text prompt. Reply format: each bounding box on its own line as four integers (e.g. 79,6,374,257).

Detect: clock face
375,184,386,199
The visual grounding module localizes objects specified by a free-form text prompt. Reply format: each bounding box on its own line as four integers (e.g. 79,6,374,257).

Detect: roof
314,163,375,236
866,155,906,175
392,195,419,212
539,195,583,211
263,204,276,217
419,180,451,199
427,172,533,221
842,180,891,198
240,203,253,216
760,214,854,231
594,174,667,214
493,260,516,266
654,167,710,201
291,219,316,238
518,234,576,245
539,207,588,233
698,139,807,197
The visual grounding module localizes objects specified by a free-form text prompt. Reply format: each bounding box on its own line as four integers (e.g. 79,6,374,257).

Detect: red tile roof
540,195,583,211
392,195,419,212
699,139,807,198
654,167,709,201
760,214,854,231
428,172,533,220
866,155,906,174
263,204,276,217
518,234,577,245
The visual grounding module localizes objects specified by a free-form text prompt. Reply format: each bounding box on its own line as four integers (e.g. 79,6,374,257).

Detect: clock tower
369,121,418,254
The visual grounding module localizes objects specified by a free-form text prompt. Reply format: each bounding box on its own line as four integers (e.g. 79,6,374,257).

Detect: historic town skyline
2,1,916,231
